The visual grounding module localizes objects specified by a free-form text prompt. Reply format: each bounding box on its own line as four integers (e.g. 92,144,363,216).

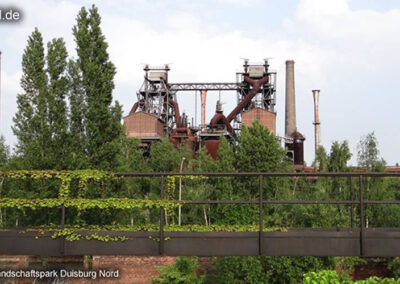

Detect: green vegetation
151,257,205,284
303,270,400,283
209,256,335,284
2,3,400,282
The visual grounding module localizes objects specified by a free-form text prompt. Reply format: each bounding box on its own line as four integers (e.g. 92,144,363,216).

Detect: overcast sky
1,0,399,166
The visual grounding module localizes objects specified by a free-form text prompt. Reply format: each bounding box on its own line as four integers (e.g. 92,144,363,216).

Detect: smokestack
285,60,296,137
201,90,207,131
312,89,321,158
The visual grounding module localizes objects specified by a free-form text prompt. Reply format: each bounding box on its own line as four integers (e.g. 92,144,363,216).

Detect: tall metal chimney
312,89,320,158
201,90,207,131
285,60,296,137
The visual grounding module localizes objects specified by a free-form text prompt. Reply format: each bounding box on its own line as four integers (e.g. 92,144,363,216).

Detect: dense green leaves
73,5,123,170
358,132,386,170
211,256,335,284
235,120,287,172
303,270,400,283
5,4,400,282
152,257,205,284
328,141,352,172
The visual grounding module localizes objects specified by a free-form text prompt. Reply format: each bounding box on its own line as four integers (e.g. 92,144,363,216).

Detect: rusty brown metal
208,75,270,135
129,102,139,115
291,131,305,165
312,90,320,159
169,127,197,151
209,113,234,134
201,90,207,130
226,75,269,123
204,140,220,160
169,99,181,128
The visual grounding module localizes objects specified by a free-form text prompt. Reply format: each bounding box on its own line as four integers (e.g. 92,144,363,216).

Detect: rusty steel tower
124,59,305,165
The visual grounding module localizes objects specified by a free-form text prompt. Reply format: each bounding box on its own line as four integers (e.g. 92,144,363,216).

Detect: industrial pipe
129,102,139,114
209,113,234,134
312,90,321,159
285,60,296,137
169,100,181,128
201,90,207,130
226,75,269,122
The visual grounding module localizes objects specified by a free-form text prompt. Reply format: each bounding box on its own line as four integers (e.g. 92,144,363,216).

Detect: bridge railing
1,171,400,256
111,172,400,256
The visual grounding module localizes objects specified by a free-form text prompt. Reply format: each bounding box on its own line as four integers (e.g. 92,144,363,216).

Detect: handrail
115,172,400,177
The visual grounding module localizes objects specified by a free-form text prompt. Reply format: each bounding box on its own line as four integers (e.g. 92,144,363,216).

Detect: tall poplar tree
13,28,49,169
13,29,70,169
67,59,88,169
46,38,70,169
72,5,123,170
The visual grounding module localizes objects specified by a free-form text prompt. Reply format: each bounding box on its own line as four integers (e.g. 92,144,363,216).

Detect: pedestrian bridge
1,172,399,257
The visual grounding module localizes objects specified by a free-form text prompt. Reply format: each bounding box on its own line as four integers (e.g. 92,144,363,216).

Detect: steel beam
2,229,400,257
168,83,241,91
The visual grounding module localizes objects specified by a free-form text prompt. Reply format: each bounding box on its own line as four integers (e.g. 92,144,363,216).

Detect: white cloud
217,0,258,6
284,0,400,165
296,0,349,19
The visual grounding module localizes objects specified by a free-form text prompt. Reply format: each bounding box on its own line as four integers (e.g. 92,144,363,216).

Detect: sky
0,0,399,166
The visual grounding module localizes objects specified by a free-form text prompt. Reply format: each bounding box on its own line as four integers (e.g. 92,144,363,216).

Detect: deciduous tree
72,5,123,170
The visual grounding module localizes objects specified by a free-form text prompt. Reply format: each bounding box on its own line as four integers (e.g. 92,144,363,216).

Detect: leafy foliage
303,270,400,283
7,4,400,282
73,5,123,170
211,256,335,284
149,137,182,172
151,257,205,284
313,145,329,171
13,28,70,170
358,132,386,170
235,120,287,172
328,141,352,172
388,258,400,278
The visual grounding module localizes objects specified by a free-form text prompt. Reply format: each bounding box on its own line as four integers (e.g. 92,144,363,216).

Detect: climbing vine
0,198,181,210
0,171,284,243
23,224,287,242
0,170,118,198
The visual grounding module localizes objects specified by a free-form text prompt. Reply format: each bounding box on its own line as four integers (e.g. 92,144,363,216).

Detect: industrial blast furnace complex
124,59,306,166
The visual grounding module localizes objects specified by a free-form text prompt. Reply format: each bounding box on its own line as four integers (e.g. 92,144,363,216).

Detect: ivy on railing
0,171,285,243
0,198,181,210
19,224,287,242
0,170,118,199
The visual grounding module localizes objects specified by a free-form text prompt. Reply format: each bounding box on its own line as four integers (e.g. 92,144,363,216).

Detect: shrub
151,256,204,284
303,270,400,283
210,256,335,284
388,258,400,278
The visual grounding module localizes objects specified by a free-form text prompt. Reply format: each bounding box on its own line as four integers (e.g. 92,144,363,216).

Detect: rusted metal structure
2,172,400,257
284,60,305,165
125,59,307,164
313,89,321,159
